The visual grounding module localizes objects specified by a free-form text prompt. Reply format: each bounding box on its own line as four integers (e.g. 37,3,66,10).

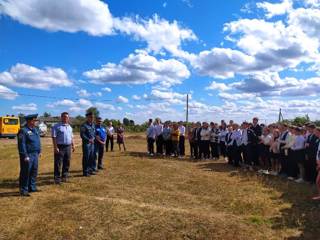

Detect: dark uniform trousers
147,137,155,154
82,143,95,175
164,139,172,156
288,149,304,178
19,152,39,193
94,142,104,169
179,135,185,156
210,142,219,158
220,142,227,158
54,144,71,180
106,135,114,152
156,134,164,154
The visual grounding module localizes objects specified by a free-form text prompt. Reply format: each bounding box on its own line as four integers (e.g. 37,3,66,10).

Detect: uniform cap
24,114,38,121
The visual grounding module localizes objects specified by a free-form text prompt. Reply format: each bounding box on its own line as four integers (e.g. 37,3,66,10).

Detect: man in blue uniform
52,112,75,184
17,114,41,197
94,117,106,170
80,112,96,177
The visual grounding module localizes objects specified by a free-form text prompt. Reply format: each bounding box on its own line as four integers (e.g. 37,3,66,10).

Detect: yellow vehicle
0,115,20,139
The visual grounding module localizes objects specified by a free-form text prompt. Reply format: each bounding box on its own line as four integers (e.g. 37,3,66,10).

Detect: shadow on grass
0,170,85,197
198,161,320,240
123,151,198,163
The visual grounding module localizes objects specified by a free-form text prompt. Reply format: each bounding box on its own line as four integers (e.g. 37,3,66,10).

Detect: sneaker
287,177,295,181
171,154,175,157
150,153,154,156
295,178,304,183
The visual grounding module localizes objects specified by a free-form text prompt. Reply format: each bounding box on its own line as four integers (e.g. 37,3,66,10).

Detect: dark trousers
54,144,71,180
305,150,317,183
19,152,38,193
252,144,260,166
106,135,114,152
210,142,219,158
280,149,289,175
200,140,210,159
189,141,195,157
147,137,155,154
179,136,185,156
226,145,233,164
243,144,254,166
288,149,303,178
82,142,95,176
220,142,227,157
194,141,200,159
164,139,172,155
156,135,164,154
94,143,105,169
231,145,241,167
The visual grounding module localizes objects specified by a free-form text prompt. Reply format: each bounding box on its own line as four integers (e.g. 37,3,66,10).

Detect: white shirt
291,135,305,150
261,134,272,145
146,125,155,139
200,128,211,141
231,129,242,146
178,125,186,136
107,126,114,135
241,129,248,145
154,124,163,137
219,129,227,142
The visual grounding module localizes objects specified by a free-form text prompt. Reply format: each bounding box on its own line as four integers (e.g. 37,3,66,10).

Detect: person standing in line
219,123,228,161
17,114,41,197
230,123,242,167
278,124,291,177
289,127,306,182
116,124,126,151
193,122,202,160
188,123,196,159
178,121,186,158
209,122,220,160
154,118,164,155
106,122,114,152
80,112,96,177
94,117,106,170
305,124,318,183
200,122,211,160
250,117,262,166
162,121,172,156
171,123,180,157
270,129,281,175
52,112,75,184
146,119,155,156
312,127,320,200
258,127,272,174
226,125,234,164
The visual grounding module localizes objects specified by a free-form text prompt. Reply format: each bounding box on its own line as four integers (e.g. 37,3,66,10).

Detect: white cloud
102,87,112,92
77,89,91,97
0,63,73,90
113,14,197,56
0,84,17,99
147,89,186,104
206,81,231,91
12,103,37,111
218,92,258,101
132,94,141,100
49,98,92,113
257,0,292,18
84,50,190,87
116,95,129,103
0,0,113,36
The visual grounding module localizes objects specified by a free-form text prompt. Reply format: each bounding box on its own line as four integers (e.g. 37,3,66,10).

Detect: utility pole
186,94,189,125
278,108,282,123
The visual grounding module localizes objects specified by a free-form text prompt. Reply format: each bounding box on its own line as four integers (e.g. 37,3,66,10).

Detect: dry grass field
0,133,319,240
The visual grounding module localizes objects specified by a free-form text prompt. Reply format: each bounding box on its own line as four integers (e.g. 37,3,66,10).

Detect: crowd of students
146,117,320,200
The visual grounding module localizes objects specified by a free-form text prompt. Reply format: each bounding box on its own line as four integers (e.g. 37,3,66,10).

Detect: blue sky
0,0,320,123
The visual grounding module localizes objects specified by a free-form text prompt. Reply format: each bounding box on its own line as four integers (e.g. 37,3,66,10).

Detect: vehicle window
3,118,19,125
